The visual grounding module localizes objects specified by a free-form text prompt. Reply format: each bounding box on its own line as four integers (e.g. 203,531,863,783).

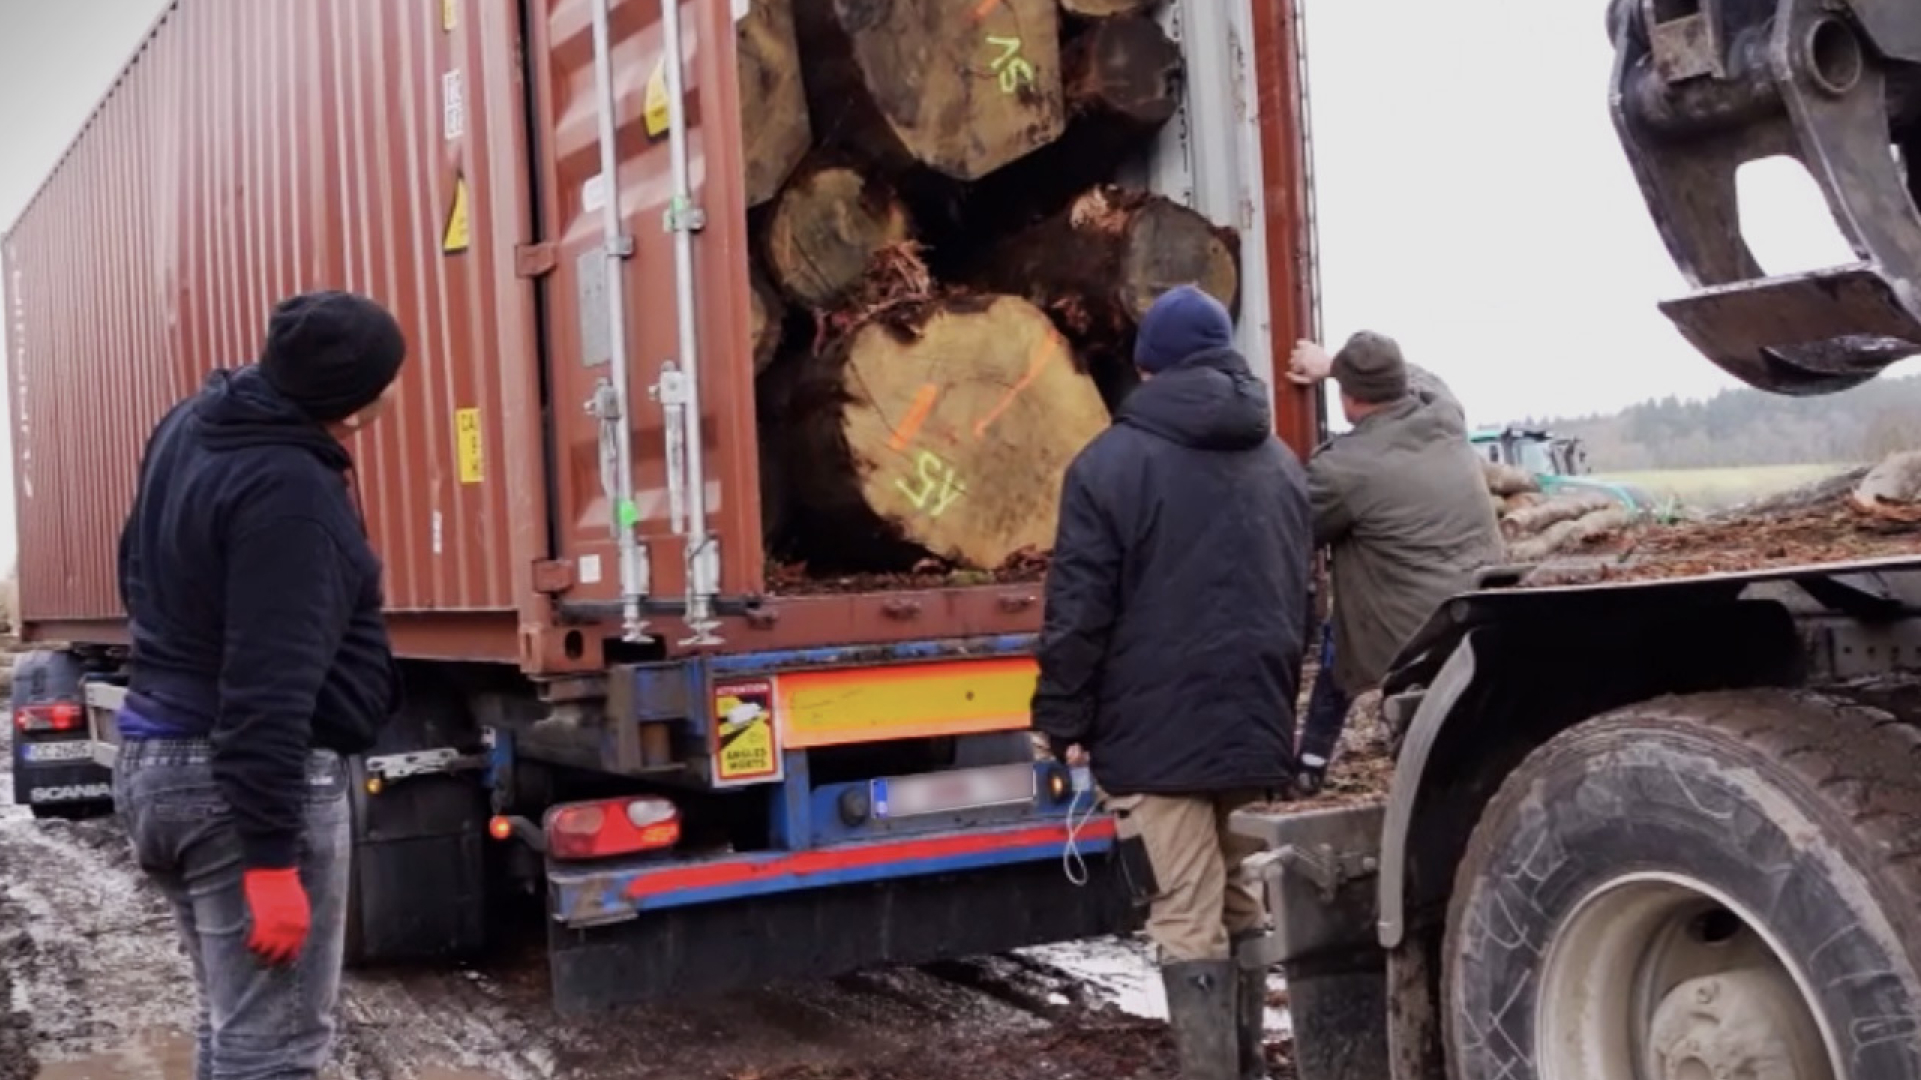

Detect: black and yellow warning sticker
713,680,782,785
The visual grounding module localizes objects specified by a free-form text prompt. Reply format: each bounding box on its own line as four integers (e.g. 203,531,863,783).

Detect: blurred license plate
871,764,1035,820
21,740,95,763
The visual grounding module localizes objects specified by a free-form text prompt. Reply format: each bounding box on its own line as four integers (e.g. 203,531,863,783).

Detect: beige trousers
1107,790,1268,962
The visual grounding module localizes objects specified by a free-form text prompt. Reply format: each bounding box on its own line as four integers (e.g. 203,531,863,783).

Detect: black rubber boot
1160,960,1238,1080
1231,933,1272,1079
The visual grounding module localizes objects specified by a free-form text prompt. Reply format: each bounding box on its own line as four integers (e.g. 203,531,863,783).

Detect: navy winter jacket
117,365,400,868
1031,347,1313,796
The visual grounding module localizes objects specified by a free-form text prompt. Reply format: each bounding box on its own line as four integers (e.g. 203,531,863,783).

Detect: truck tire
1444,689,1921,1080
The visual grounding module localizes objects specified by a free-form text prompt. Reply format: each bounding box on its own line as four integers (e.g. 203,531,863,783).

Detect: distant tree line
1512,373,1921,472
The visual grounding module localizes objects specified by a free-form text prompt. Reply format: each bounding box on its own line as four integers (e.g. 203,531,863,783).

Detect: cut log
1063,13,1183,133
792,0,1067,181
1058,0,1161,16
950,14,1183,243
786,293,1110,571
762,160,914,308
748,265,786,375
1482,460,1538,498
1501,493,1615,539
737,0,812,207
970,186,1239,346
1507,507,1633,564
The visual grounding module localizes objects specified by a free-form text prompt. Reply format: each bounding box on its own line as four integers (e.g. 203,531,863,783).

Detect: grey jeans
113,739,351,1080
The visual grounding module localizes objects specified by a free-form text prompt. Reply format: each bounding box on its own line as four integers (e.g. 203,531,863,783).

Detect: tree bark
760,159,914,308
969,185,1240,345
748,264,787,375
792,0,1068,181
1501,493,1616,539
1482,461,1539,498
737,0,813,208
782,292,1110,571
1507,507,1633,564
948,14,1183,242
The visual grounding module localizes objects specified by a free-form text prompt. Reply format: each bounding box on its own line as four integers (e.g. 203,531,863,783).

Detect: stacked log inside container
740,0,1238,580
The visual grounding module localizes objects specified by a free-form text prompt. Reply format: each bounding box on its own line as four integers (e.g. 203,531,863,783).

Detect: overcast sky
0,1,1875,573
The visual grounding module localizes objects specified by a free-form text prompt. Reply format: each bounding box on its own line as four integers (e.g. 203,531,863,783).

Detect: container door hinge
515,242,558,278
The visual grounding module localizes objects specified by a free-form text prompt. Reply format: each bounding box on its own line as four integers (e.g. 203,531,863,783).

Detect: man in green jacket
1286,332,1503,773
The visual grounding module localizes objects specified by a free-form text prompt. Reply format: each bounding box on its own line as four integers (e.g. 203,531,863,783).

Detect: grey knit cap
1331,331,1407,404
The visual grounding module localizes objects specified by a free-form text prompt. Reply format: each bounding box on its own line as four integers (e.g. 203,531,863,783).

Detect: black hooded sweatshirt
118,365,401,869
1031,348,1312,796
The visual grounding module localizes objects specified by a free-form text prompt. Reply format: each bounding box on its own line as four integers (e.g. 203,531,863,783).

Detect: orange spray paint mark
974,330,1063,440
971,0,1004,22
888,383,943,452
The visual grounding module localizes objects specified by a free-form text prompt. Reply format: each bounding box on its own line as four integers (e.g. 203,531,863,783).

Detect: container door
524,0,765,642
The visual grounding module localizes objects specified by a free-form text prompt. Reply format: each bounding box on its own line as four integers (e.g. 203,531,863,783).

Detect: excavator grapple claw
1610,0,1921,394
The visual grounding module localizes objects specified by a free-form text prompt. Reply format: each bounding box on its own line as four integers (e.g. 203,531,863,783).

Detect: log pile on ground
1518,456,1921,588
1483,461,1637,564
744,0,1241,582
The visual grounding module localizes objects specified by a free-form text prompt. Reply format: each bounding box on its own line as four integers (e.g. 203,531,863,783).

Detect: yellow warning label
443,174,471,254
454,407,483,484
714,682,780,784
644,59,671,141
441,0,457,32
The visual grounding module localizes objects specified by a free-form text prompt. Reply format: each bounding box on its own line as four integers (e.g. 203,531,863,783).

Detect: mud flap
546,855,1138,1015
345,760,490,966
1231,803,1389,1080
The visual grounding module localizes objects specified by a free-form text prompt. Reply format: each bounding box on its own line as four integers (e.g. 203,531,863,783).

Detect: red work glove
242,868,311,965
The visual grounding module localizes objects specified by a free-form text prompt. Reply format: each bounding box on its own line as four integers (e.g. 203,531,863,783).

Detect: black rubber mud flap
343,758,490,967
547,855,1138,1015
1443,690,1921,1080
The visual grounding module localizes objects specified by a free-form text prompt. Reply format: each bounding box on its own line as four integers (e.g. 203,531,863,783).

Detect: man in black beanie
1034,286,1311,1080
112,289,406,1078
1286,332,1503,790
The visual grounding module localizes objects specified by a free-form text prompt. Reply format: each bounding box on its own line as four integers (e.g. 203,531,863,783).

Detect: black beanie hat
258,290,407,422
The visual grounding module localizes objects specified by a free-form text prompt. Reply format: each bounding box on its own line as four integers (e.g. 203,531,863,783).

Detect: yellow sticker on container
455,407,483,484
643,59,671,141
442,0,457,32
713,681,782,785
443,174,471,254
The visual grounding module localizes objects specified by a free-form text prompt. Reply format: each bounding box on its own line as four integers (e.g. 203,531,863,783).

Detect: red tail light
14,703,82,734
543,797,681,860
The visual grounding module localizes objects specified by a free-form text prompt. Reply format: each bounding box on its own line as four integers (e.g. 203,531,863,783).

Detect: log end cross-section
837,295,1110,568
796,0,1069,181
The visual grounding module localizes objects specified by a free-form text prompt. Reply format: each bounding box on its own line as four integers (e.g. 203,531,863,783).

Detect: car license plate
871,763,1035,821
20,739,96,764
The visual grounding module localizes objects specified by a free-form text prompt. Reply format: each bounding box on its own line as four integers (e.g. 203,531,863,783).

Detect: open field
1597,464,1854,511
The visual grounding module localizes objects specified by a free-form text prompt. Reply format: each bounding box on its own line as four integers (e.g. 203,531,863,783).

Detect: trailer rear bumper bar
547,834,1135,1015
548,817,1116,928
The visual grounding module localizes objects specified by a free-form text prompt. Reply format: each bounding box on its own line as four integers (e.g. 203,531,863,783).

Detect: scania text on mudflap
10,651,113,820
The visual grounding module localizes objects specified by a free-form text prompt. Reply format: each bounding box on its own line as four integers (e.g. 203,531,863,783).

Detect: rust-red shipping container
3,0,1320,676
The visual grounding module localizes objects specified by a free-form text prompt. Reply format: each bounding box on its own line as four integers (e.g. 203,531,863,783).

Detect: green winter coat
1310,365,1504,695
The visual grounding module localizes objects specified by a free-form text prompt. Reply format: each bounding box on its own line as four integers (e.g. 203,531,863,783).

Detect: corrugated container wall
5,0,544,660
5,0,1319,672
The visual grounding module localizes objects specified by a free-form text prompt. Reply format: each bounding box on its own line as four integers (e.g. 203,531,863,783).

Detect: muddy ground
0,716,1304,1080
